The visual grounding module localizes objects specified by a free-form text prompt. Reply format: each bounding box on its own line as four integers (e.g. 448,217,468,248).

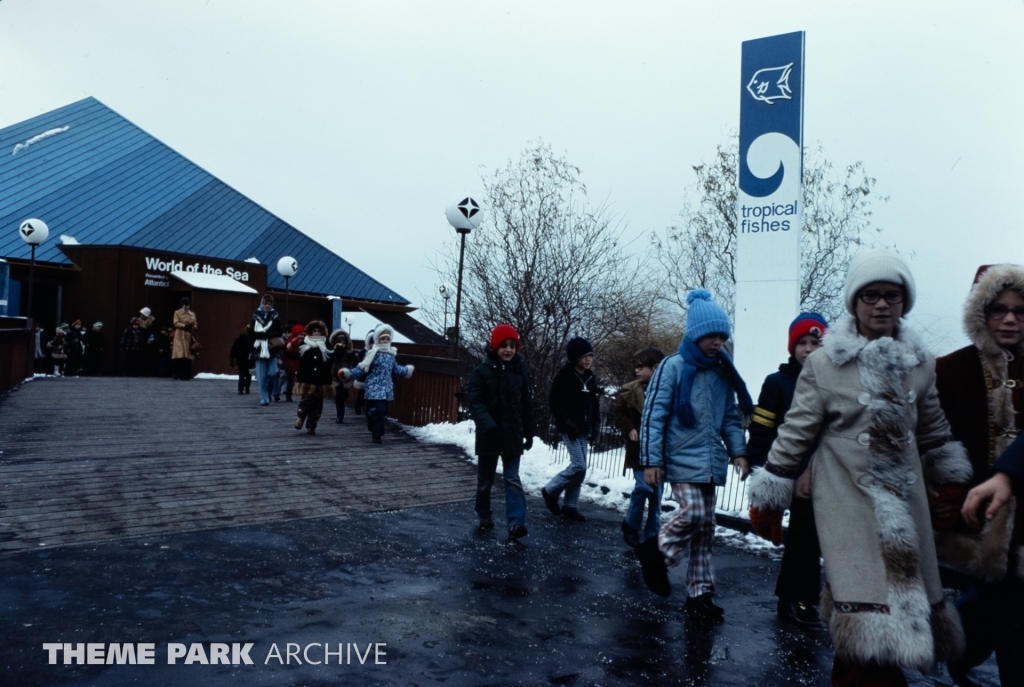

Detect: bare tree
652,140,887,323
425,142,649,409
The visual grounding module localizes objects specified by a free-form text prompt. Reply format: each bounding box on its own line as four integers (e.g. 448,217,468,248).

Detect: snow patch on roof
59,234,80,245
170,270,258,294
12,126,70,155
243,257,261,264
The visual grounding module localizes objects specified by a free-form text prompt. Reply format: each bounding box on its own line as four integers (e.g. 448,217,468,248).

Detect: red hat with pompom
489,324,521,353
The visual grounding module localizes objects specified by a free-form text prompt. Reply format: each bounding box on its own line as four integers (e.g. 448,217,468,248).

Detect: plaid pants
658,482,717,598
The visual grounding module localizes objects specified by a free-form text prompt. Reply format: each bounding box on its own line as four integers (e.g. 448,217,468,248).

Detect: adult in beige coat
748,249,972,686
171,296,197,381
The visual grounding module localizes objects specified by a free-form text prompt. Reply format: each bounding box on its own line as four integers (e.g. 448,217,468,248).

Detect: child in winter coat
352,329,373,417
934,264,1024,684
614,347,666,548
467,324,535,541
636,289,751,622
229,324,253,394
747,250,971,682
341,324,414,443
281,324,305,402
745,312,827,628
541,337,601,522
288,320,342,435
329,329,354,423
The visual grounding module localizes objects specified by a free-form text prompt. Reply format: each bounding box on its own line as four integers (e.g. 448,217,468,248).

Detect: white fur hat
140,307,152,317
843,249,916,315
373,323,394,343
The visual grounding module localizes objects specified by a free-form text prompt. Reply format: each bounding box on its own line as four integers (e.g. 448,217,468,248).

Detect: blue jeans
475,453,527,528
254,357,278,405
544,435,588,509
624,469,663,540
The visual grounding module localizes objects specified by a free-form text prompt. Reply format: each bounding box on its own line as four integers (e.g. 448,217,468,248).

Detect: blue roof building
0,97,409,305
0,98,450,376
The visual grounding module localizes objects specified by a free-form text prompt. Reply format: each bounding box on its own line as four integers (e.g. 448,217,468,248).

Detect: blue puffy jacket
638,351,747,485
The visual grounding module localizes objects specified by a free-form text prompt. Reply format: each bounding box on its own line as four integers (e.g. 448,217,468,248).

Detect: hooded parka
467,349,535,456
748,316,971,672
934,263,1024,583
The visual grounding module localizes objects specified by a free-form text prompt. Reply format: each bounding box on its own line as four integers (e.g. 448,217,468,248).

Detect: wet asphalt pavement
0,495,998,687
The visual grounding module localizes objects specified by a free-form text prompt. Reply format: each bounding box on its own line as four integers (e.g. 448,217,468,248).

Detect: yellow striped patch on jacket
752,406,777,429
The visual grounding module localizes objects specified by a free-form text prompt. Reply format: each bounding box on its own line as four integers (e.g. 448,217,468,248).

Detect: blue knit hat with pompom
684,289,731,342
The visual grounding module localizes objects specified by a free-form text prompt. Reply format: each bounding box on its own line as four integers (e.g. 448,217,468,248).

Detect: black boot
508,524,528,541
685,593,724,622
636,537,670,597
621,521,641,549
777,599,823,628
561,507,586,522
541,488,561,516
478,516,495,531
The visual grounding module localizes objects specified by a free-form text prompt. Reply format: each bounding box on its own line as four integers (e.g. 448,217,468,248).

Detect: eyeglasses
986,305,1024,321
858,290,904,305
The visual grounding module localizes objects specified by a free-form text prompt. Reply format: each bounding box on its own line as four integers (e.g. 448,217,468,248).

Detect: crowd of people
226,294,414,440
31,301,197,379
466,249,1024,687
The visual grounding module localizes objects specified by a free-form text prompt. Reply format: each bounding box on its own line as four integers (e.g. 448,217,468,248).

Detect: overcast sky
1,0,1021,354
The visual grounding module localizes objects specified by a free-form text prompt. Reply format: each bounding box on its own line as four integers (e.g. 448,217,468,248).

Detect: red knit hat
788,312,828,356
489,324,521,353
291,324,305,336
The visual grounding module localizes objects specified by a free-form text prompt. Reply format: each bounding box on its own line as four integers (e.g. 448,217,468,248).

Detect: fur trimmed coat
935,263,1024,583
747,316,971,672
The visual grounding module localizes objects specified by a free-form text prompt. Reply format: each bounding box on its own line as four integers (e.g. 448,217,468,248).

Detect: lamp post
344,316,353,339
439,283,452,342
276,256,298,327
18,219,49,324
444,198,484,354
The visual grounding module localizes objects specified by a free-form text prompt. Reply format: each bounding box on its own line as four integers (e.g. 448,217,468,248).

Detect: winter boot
636,537,671,597
541,488,561,516
777,599,822,629
508,524,528,541
621,521,641,549
685,593,724,622
478,517,495,531
294,417,304,430
561,507,586,522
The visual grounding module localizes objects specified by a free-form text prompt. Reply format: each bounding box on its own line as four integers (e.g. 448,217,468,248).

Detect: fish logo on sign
746,63,793,104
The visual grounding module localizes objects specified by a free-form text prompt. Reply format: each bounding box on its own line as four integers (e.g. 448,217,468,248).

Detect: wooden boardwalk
0,377,476,554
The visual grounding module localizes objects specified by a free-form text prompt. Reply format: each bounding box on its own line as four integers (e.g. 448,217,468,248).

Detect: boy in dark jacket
467,324,535,541
541,337,600,522
746,312,827,627
614,347,666,548
229,324,253,394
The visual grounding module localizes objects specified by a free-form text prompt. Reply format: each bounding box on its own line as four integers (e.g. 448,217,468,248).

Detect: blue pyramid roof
0,97,409,305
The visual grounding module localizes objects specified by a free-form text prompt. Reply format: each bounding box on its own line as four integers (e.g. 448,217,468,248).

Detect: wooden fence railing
0,317,32,395
387,354,463,426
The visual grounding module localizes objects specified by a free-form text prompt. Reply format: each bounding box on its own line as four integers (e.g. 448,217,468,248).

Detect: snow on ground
406,419,783,559
193,373,237,380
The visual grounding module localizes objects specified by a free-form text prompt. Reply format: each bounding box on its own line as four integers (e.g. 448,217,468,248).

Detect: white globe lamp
18,218,50,322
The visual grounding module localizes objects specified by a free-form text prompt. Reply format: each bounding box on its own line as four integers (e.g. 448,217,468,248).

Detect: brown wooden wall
386,354,463,426
0,318,31,394
55,246,274,376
